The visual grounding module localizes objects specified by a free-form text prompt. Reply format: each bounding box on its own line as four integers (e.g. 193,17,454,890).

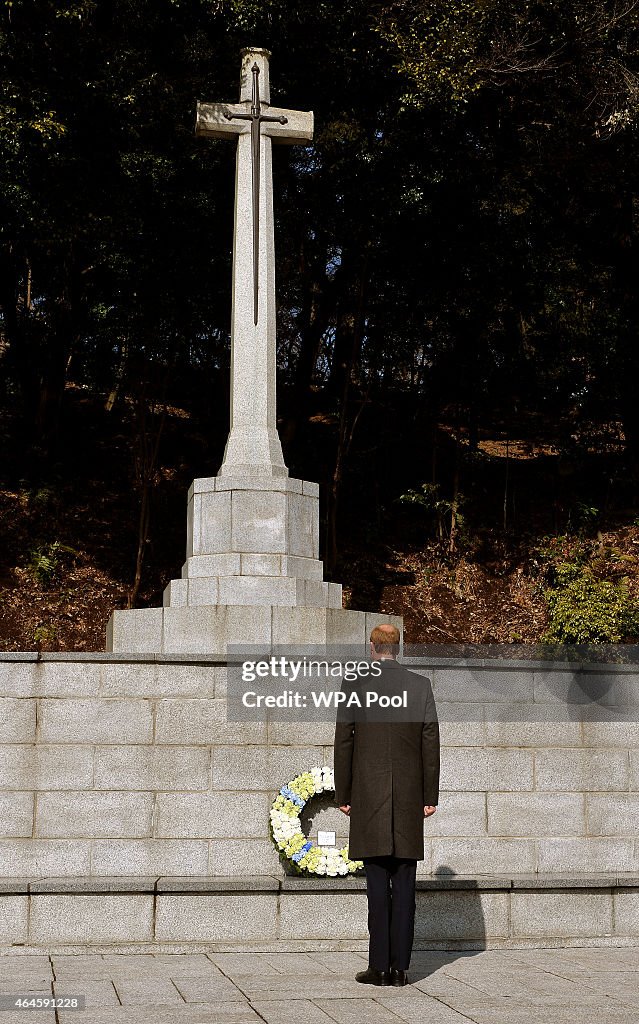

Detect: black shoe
355,966,391,986
390,968,409,986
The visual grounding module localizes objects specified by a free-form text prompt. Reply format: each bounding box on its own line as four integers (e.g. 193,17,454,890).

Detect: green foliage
377,0,500,104
397,482,469,546
533,534,592,570
397,481,454,537
33,623,58,647
398,481,446,512
542,562,639,644
566,502,599,536
27,541,77,587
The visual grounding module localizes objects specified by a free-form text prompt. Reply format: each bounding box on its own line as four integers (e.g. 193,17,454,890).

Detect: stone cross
196,48,314,478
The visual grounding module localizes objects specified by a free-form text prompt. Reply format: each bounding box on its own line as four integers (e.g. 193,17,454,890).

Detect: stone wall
1,653,638,879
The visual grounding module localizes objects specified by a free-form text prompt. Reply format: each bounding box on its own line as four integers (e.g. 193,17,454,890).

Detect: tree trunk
127,371,168,608
449,436,461,554
325,248,371,574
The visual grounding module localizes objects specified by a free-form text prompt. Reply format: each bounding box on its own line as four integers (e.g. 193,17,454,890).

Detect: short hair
370,624,400,655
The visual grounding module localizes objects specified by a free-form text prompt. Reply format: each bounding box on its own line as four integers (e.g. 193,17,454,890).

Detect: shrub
542,562,639,643
27,541,77,587
33,624,58,648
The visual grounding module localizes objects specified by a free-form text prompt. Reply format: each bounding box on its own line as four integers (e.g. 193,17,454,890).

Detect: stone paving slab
223,972,371,1000
53,979,120,1007
251,999,337,1024
0,977,51,989
171,974,248,1002
57,1007,261,1024
547,970,639,1005
461,1009,639,1024
111,977,186,1005
374,990,484,1022
313,996,407,1023
206,952,284,975
412,974,510,1007
306,951,369,973
437,967,610,1004
0,947,639,1023
0,1015,56,1023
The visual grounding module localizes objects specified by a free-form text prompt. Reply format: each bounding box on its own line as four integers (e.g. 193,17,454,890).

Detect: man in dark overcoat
333,624,440,987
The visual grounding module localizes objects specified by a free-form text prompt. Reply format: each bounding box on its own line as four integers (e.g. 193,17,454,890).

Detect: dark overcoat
333,659,440,860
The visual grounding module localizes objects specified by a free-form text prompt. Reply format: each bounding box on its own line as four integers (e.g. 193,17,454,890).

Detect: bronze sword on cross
224,63,287,325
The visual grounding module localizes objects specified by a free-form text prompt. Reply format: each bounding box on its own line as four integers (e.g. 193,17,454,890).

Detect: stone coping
3,652,639,672
0,872,637,894
0,653,228,664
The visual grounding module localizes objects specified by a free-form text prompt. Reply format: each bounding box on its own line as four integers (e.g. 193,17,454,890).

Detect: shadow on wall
412,864,487,972
300,791,350,848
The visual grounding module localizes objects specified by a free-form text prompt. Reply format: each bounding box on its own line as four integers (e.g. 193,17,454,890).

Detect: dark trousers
363,855,417,971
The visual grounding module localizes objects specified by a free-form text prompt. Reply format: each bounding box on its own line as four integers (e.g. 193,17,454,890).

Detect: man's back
333,659,439,860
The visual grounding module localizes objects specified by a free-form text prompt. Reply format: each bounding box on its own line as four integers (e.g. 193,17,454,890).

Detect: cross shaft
224,63,288,324
195,48,313,479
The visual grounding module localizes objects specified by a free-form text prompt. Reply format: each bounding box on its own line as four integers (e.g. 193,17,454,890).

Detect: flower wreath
269,766,364,877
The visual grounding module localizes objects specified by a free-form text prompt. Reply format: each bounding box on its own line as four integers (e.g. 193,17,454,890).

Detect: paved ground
1,947,639,1023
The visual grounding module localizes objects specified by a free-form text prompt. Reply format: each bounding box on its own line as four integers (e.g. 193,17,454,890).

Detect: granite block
534,748,629,791
0,744,93,789
91,839,209,876
94,745,210,791
188,577,220,605
38,697,153,744
208,839,282,875
488,793,585,836
278,893,367,939
537,837,637,873
198,491,232,555
155,893,276,940
614,889,639,935
240,553,282,576
29,894,154,942
587,793,639,836
426,792,487,837
431,837,536,874
440,747,534,791
184,554,241,578
510,891,613,937
0,698,36,742
231,490,287,554
156,792,269,839
0,792,34,837
36,792,153,838
155,697,266,744
0,895,28,942
107,609,163,655
414,891,509,940
0,839,92,876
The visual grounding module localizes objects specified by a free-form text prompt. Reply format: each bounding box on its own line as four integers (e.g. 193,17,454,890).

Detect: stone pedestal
106,475,402,654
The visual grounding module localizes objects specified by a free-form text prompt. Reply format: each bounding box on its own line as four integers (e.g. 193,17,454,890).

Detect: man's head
370,623,401,659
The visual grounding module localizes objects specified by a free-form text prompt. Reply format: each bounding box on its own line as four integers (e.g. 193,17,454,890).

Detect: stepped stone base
1,874,638,950
107,606,401,655
106,472,403,653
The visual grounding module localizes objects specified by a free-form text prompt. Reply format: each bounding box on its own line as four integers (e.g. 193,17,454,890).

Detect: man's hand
339,804,351,816
424,805,437,817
